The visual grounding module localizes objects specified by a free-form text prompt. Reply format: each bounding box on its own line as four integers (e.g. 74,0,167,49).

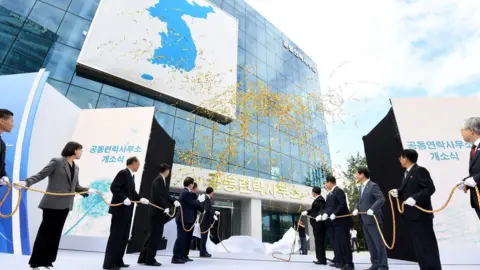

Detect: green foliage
342,152,368,250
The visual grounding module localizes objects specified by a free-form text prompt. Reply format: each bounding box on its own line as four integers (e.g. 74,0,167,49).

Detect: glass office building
0,0,330,243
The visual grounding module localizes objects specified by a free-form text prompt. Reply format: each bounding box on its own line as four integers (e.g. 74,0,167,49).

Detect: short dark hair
193,182,198,189
401,149,418,163
183,177,194,187
312,186,321,195
0,109,13,120
126,156,139,166
206,187,214,194
356,167,370,178
61,141,83,157
326,175,336,184
159,163,171,173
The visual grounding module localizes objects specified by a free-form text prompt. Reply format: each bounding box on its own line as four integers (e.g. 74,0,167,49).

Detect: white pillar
307,220,315,251
241,198,262,241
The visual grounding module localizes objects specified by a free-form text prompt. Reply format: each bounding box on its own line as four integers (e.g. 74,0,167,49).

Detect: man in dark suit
352,167,388,270
0,109,14,187
138,163,179,266
322,176,354,270
199,187,219,258
390,149,441,270
103,157,150,270
301,186,326,265
459,117,480,219
171,177,205,264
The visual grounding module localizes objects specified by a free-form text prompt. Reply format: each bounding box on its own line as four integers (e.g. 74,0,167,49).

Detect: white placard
78,0,238,120
392,97,480,248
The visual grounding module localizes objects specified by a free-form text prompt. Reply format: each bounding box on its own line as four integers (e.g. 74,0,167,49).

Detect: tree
342,152,367,250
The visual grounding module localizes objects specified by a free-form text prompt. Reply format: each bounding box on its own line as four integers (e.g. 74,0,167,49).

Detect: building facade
0,0,330,243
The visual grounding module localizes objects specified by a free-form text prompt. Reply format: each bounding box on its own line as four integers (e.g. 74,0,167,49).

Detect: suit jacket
149,175,175,217
306,195,326,227
200,196,213,231
25,157,88,210
398,164,436,220
355,180,385,225
468,147,480,208
175,188,201,224
0,137,6,179
325,186,352,226
109,168,141,216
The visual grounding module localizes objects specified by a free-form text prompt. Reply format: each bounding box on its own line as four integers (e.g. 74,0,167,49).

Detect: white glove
14,181,27,190
215,211,220,216
198,194,206,202
405,197,416,206
367,209,374,216
352,209,359,216
465,177,477,187
164,208,170,214
124,198,132,206
322,213,328,221
301,211,308,216
140,198,149,205
330,214,336,220
0,176,9,186
213,215,218,221
315,215,322,222
87,188,97,195
174,201,180,207
390,189,398,198
456,181,465,190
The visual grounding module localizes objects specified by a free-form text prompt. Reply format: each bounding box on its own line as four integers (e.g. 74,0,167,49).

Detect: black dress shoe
365,266,378,270
315,261,327,265
119,264,130,268
145,261,162,266
200,253,212,258
184,257,193,262
171,258,186,264
341,266,354,270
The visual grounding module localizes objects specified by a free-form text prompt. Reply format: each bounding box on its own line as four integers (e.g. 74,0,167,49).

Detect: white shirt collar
128,168,134,177
474,138,480,147
330,185,337,192
206,194,210,199
362,179,370,187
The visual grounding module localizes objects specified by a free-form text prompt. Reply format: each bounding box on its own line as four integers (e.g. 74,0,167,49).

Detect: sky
246,0,480,172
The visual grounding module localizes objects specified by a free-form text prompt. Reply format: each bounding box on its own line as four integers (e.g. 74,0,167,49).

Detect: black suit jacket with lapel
325,187,352,226
356,180,385,225
200,196,213,231
468,146,480,208
398,164,436,220
307,195,326,227
0,137,6,179
109,168,141,216
149,175,175,217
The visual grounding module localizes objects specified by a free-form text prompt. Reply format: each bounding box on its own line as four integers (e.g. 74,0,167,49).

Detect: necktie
471,145,477,159
360,184,364,197
404,170,408,180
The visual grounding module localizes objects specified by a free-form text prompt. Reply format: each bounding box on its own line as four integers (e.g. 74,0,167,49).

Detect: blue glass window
42,0,72,10
128,92,154,106
68,0,100,21
281,154,291,180
229,137,244,167
280,131,290,156
101,84,129,101
257,60,267,83
258,145,270,173
176,108,196,122
238,29,246,49
237,47,246,70
212,130,229,163
194,125,213,158
155,111,175,137
244,141,258,171
172,118,195,152
27,1,64,35
245,34,256,55
221,1,234,15
270,150,281,179
57,12,90,49
258,121,269,147
43,42,80,82
154,100,176,116
245,17,256,39
66,85,99,109
47,78,69,95
96,94,127,109
71,73,102,92
291,158,302,183
1,0,36,17
245,169,258,178
228,164,244,175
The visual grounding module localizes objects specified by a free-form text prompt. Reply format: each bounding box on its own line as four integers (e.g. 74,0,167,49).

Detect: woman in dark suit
15,141,95,269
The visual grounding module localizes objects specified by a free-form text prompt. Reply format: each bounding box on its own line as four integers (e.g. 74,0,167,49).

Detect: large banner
78,0,238,121
0,70,49,255
62,108,153,239
392,97,480,248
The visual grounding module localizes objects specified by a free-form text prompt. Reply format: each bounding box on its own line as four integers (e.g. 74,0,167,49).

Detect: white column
241,198,262,241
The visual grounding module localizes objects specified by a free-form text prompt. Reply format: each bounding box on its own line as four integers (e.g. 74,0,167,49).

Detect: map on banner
77,0,238,121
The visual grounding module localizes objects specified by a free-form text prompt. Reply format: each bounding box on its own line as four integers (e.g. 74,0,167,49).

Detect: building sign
406,140,471,161
282,40,316,73
171,164,313,203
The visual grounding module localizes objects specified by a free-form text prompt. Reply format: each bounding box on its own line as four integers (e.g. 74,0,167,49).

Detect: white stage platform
1,249,478,270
